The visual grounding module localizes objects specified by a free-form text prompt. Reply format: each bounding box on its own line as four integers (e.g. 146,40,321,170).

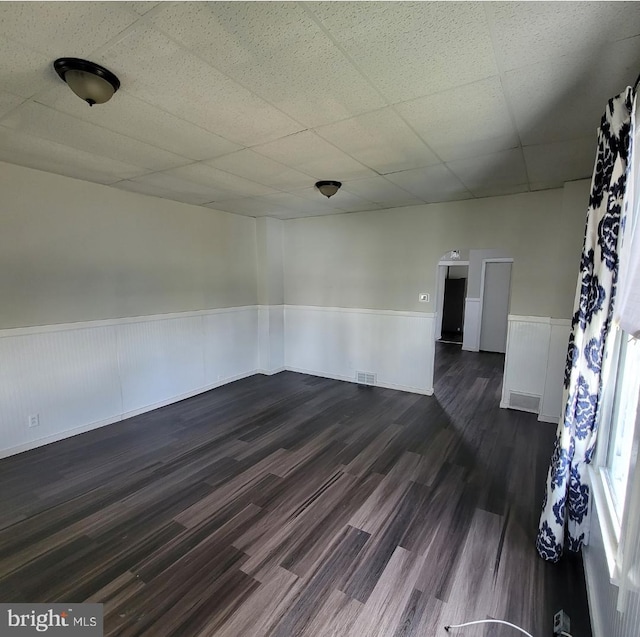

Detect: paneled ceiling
1,1,639,219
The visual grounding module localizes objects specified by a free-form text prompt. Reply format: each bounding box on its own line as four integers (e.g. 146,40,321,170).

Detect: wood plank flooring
0,344,592,636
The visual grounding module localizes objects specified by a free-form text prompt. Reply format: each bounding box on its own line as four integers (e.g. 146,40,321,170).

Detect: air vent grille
508,391,541,413
356,371,376,386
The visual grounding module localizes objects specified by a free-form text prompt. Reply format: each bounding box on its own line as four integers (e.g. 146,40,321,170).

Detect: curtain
536,87,636,562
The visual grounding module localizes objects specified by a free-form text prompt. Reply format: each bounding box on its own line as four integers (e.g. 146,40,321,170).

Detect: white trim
257,367,286,376
537,413,559,424
589,466,622,579
285,365,433,395
285,305,435,319
506,314,571,325
257,304,285,311
121,371,257,420
0,305,434,338
0,306,259,338
0,414,123,459
0,371,261,460
438,260,470,267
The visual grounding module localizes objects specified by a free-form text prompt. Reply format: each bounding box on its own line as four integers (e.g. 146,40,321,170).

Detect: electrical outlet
419,293,430,302
28,414,40,428
553,609,570,636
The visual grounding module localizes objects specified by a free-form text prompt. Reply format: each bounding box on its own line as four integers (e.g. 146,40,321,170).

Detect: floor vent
356,371,377,386
508,391,541,413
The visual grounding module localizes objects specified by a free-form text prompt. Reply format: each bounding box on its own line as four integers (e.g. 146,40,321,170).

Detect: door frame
477,257,514,352
434,260,469,341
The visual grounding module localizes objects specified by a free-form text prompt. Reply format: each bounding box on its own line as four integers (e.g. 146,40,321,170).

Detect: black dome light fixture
315,180,342,198
53,58,120,106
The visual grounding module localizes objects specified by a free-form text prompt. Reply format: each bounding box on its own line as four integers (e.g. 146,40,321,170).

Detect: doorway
440,265,468,344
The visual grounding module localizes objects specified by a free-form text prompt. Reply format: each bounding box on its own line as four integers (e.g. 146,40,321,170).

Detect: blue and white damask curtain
537,86,637,562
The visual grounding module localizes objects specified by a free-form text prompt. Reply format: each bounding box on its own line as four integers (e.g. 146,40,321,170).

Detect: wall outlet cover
419,293,430,302
28,414,40,428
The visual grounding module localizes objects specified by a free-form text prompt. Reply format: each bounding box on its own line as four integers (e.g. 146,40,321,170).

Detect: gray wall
0,162,258,329
284,182,589,318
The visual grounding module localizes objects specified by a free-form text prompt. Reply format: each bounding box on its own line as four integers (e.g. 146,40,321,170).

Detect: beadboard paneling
203,307,259,384
501,316,570,421
117,315,205,414
539,320,571,423
284,305,435,394
0,324,122,455
584,505,640,637
0,308,260,458
258,305,284,374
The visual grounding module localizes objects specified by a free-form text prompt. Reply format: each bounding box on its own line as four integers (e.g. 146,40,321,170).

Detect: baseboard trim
257,367,286,376
285,365,433,395
1,365,432,459
537,413,559,424
0,414,123,459
0,370,260,459
121,370,258,420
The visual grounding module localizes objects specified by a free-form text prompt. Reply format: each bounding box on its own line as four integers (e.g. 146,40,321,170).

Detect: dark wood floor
0,344,592,636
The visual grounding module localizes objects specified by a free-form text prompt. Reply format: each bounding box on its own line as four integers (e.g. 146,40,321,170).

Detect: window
592,327,640,577
603,332,640,523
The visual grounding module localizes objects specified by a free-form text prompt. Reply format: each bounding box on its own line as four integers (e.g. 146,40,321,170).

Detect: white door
479,262,512,353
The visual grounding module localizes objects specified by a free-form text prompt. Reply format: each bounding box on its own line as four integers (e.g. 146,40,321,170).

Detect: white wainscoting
462,297,481,352
539,320,571,423
501,315,570,422
284,305,435,395
4,306,566,458
583,503,640,637
257,305,284,374
0,307,259,458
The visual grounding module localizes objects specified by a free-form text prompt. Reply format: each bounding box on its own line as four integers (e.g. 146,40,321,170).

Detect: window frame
590,327,640,581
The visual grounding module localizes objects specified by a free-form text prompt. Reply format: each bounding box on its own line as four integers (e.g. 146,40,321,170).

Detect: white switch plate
28,414,40,428
419,293,430,302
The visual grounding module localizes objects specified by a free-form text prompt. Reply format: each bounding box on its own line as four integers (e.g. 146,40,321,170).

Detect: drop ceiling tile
163,163,278,200
99,26,303,146
207,149,313,190
384,164,472,203
446,148,528,191
0,35,58,99
315,108,440,174
0,127,147,184
1,101,191,172
503,36,640,146
36,86,242,161
112,172,230,206
524,137,596,188
0,90,24,118
253,131,376,181
486,2,640,72
0,2,139,56
151,2,385,127
395,77,520,162
341,176,423,207
308,2,498,103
